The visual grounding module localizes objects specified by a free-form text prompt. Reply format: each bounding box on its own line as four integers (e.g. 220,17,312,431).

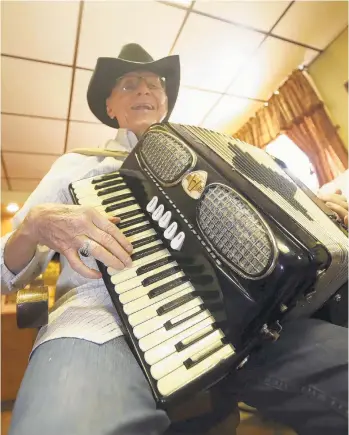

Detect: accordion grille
139,129,195,186
197,184,276,279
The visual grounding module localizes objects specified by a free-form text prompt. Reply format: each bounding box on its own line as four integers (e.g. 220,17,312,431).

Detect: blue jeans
9,319,348,435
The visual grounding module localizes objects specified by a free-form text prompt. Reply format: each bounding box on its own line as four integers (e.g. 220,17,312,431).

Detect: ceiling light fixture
6,203,19,213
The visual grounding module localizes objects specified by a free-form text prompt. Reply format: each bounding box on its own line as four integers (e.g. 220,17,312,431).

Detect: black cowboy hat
87,43,180,129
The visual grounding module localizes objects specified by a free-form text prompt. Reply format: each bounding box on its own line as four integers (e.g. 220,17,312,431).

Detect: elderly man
1,44,348,435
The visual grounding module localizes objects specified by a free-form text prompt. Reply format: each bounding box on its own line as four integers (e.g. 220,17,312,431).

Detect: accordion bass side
69,123,348,407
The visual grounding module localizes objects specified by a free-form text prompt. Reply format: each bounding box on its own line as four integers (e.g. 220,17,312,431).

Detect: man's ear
106,98,114,119
160,105,169,122
160,112,168,122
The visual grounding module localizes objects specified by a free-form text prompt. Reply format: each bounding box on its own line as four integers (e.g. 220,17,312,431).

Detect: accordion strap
67,148,129,160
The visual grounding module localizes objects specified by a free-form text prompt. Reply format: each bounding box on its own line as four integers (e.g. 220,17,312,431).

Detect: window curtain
234,69,348,186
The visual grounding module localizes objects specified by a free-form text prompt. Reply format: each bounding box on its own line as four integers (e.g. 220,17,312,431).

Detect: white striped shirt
1,129,138,351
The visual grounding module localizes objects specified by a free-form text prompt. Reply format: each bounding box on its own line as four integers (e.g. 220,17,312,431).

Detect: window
265,135,319,192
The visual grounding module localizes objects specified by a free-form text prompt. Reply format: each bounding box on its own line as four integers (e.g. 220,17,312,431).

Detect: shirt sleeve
318,170,348,199
1,154,76,294
1,232,54,294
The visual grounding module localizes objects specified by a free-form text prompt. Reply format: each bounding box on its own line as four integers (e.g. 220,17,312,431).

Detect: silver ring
79,239,93,257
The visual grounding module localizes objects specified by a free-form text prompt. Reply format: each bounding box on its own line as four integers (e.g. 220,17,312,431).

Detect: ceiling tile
1,179,9,191
9,179,41,192
77,2,186,69
163,1,192,6
172,13,264,92
228,36,318,100
66,122,117,151
1,58,72,118
201,95,263,135
1,115,66,155
71,69,98,123
170,87,223,126
193,1,291,32
3,153,58,179
1,1,79,64
273,1,348,50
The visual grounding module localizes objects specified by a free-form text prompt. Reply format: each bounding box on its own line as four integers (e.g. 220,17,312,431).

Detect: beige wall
309,28,348,149
1,215,13,236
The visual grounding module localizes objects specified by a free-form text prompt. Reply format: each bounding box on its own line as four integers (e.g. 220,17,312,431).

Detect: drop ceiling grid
1,0,346,193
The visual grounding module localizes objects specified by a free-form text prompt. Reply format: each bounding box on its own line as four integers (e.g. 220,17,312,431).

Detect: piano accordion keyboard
71,171,235,399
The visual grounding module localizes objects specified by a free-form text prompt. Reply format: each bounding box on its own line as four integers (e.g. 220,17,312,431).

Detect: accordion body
70,123,348,407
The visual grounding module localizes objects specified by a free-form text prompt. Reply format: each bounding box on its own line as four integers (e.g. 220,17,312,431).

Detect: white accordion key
164,222,177,240
95,203,140,217
127,285,194,326
133,297,203,339
120,220,150,234
170,231,185,251
72,173,122,191
144,316,216,365
131,239,163,255
76,185,130,207
152,204,164,221
159,211,172,229
156,344,235,397
116,261,178,296
146,196,158,213
126,228,157,244
75,185,129,201
122,279,191,315
151,329,225,380
108,249,171,282
138,309,212,352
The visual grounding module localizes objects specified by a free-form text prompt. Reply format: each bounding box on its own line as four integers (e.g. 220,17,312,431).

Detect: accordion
70,123,348,407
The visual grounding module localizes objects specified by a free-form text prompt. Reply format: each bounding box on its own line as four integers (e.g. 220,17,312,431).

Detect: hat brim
87,55,180,129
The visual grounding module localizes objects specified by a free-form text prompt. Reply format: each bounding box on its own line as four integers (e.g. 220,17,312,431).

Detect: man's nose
136,78,151,94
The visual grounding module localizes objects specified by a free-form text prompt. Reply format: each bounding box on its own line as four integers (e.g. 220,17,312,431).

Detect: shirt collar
102,128,138,153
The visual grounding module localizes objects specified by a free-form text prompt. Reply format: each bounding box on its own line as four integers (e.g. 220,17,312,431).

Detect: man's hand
318,189,348,227
24,204,133,279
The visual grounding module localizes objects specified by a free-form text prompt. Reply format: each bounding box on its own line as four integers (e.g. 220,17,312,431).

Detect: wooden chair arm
16,287,49,329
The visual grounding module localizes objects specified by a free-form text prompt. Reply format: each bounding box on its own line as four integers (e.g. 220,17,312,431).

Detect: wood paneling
1,301,37,401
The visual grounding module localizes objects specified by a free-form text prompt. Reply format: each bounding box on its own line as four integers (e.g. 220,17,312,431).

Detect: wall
1,191,30,235
1,215,13,236
309,28,348,149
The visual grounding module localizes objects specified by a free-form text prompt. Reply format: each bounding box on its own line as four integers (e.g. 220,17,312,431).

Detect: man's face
106,70,168,137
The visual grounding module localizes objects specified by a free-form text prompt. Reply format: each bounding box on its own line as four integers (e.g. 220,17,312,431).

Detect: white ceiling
1,0,348,194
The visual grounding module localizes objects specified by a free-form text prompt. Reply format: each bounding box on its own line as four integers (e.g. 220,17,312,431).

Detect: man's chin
133,118,159,130
128,119,158,137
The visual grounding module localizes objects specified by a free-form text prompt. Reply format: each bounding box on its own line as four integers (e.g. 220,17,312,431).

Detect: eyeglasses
115,75,166,92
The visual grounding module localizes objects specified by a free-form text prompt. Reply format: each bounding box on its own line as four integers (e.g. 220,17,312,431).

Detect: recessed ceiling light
6,203,19,213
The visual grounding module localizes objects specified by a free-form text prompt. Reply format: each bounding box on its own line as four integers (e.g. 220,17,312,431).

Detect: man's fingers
87,226,132,268
74,235,127,271
318,193,348,206
325,202,349,221
106,215,120,224
65,249,102,279
90,210,133,253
